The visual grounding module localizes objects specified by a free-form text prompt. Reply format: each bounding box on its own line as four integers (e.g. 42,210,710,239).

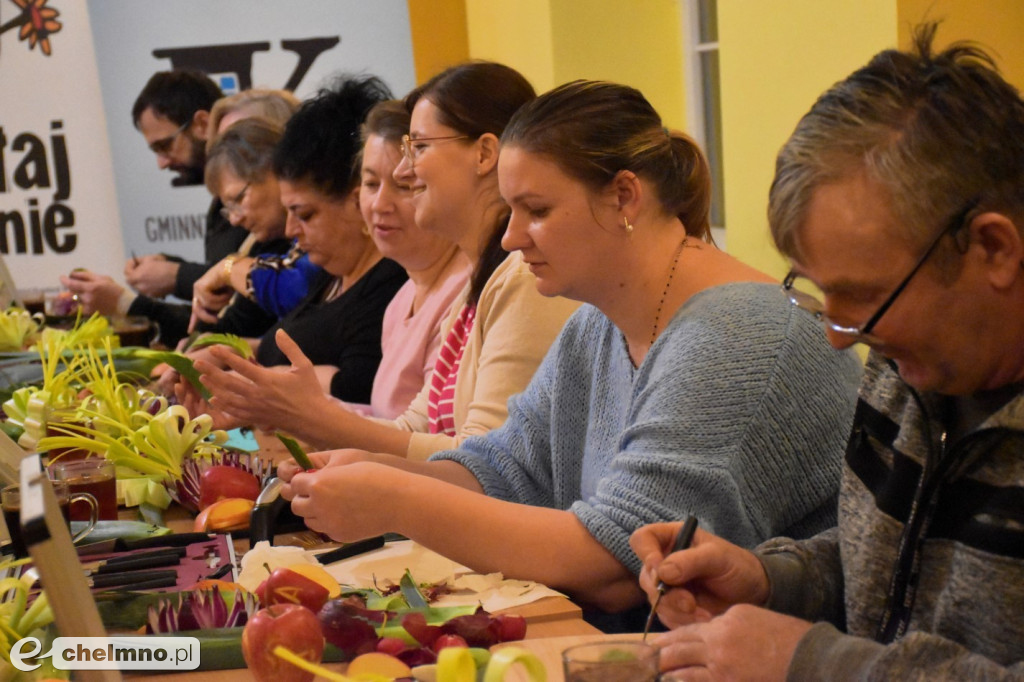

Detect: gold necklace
651,236,689,345
323,277,345,303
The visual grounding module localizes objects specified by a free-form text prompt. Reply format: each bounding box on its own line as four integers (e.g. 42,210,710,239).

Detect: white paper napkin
320,540,565,612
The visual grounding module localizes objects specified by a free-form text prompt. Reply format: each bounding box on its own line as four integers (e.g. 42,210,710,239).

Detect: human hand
195,329,329,433
124,254,179,298
173,376,243,430
191,260,233,324
286,461,404,541
151,362,178,396
59,270,124,316
277,448,374,487
654,604,812,681
630,523,770,628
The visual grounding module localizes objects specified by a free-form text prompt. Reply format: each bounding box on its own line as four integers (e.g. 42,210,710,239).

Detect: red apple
260,567,331,612
494,613,527,641
199,465,261,509
242,604,324,682
432,634,468,653
376,636,411,657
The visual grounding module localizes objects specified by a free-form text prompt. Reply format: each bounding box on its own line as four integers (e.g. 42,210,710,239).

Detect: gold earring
623,216,634,235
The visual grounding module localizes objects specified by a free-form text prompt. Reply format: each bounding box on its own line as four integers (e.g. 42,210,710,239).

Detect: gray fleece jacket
759,352,1024,681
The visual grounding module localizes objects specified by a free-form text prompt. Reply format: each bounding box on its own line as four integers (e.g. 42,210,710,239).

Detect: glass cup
51,458,118,521
44,288,81,320
16,288,45,316
110,315,153,348
0,481,98,557
562,640,660,682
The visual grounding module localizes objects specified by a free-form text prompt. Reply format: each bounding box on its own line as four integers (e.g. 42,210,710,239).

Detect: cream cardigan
387,251,580,460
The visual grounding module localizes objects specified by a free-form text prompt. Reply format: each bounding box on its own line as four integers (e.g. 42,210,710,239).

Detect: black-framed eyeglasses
399,133,470,167
783,197,979,344
148,120,191,156
219,182,251,220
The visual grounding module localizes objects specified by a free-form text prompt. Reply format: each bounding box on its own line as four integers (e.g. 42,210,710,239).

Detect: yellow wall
897,0,1024,90
464,0,555,90
461,0,686,128
410,1,1024,277
407,0,470,84
717,0,897,276
547,0,686,129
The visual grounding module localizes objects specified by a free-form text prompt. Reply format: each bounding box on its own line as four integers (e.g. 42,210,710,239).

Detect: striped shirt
427,303,477,435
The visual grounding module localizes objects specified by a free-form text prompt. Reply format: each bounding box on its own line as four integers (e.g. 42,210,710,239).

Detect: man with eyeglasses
65,70,248,345
630,24,1024,681
126,69,247,301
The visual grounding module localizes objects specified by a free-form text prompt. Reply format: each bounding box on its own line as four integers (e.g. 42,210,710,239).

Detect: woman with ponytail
279,81,861,617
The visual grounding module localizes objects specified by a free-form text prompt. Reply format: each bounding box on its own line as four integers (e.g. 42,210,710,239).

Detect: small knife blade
642,516,699,641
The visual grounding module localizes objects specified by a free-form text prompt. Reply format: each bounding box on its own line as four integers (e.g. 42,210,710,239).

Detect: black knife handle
94,552,182,574
315,535,386,565
120,532,215,550
90,569,179,589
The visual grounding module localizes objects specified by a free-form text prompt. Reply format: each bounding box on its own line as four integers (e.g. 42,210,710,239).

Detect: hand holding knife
642,516,699,640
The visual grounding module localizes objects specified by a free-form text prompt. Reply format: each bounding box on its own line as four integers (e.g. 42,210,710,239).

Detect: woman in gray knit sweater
279,80,861,613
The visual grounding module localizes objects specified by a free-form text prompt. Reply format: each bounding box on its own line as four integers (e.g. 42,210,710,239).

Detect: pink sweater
345,249,470,418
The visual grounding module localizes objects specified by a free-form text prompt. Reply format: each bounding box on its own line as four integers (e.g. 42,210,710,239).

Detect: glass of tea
51,458,117,521
110,315,153,348
562,640,660,682
1,481,98,557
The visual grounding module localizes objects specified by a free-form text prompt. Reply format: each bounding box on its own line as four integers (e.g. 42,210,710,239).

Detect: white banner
0,0,124,294
87,0,416,288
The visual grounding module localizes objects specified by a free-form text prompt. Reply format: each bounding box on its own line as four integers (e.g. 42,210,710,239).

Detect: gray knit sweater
761,352,1024,680
432,283,862,573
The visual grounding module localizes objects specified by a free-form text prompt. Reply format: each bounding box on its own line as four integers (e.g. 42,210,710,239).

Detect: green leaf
187,333,254,360
110,347,209,400
400,569,429,609
275,433,314,469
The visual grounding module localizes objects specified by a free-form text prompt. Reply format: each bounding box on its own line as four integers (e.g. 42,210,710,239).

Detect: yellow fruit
346,652,413,679
193,497,255,531
287,563,341,598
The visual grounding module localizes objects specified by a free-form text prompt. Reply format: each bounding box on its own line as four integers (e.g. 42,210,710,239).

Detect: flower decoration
0,0,62,56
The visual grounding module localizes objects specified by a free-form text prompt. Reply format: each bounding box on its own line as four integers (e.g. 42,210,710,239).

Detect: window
684,0,725,232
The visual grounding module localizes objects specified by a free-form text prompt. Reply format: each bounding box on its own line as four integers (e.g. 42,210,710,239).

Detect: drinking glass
51,458,118,520
562,640,659,682
1,481,98,556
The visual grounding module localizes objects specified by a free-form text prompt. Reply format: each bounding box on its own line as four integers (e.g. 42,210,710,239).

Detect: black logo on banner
143,37,340,245
153,37,340,92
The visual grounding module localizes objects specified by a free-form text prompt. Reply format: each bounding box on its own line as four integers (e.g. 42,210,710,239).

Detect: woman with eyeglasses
276,80,862,618
192,89,321,324
186,117,294,337
194,62,578,452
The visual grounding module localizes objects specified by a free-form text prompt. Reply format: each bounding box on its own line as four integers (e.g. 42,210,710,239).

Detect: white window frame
682,0,726,244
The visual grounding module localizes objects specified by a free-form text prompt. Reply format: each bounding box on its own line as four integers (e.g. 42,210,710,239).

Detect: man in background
124,69,247,301
631,24,1024,681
